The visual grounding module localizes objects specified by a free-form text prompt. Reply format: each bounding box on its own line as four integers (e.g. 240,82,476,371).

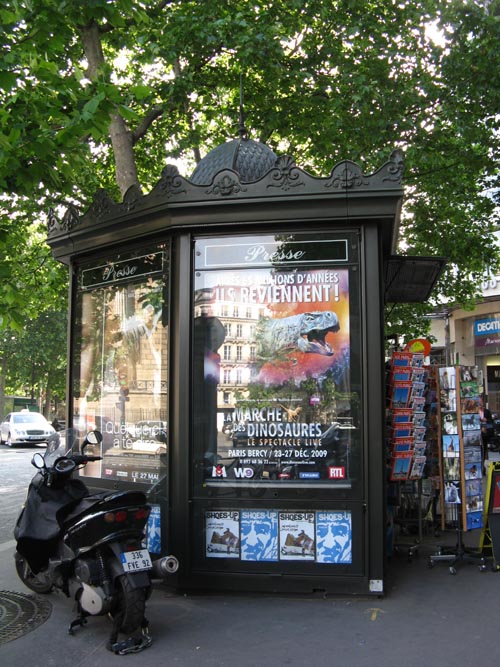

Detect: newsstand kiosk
47,139,442,596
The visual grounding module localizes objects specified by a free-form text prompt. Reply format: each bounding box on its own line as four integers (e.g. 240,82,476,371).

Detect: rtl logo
328,466,345,479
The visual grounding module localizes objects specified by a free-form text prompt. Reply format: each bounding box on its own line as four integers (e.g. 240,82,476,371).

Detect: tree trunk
80,20,140,198
44,382,52,419
108,113,141,198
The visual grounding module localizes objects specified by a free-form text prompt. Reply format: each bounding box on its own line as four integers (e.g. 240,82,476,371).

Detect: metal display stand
393,480,423,561
427,364,488,574
428,503,487,574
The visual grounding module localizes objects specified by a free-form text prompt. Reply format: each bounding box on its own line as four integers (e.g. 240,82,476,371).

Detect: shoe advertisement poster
205,511,240,558
279,511,315,561
315,511,352,564
145,504,161,555
240,510,279,562
205,509,353,563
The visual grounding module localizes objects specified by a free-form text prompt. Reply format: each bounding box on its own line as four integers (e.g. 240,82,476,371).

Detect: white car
0,410,55,447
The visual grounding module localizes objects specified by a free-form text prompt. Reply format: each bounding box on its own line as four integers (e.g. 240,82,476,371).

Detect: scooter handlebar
70,454,103,465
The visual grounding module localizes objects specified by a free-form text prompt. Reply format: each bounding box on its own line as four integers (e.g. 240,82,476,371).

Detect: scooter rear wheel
110,574,148,635
14,553,53,594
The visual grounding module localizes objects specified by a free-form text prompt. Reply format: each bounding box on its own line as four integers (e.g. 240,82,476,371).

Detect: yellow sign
404,338,431,355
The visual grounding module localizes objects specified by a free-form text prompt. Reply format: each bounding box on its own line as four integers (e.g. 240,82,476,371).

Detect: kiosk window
72,248,168,485
193,233,362,494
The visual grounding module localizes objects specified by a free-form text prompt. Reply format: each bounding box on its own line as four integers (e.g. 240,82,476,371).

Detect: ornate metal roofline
48,150,404,237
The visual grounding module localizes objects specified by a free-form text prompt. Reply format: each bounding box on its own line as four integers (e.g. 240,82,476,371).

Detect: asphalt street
0,446,39,544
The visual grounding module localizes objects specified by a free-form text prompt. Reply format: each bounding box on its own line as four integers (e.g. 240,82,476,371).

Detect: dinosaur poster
204,267,350,386
194,253,357,486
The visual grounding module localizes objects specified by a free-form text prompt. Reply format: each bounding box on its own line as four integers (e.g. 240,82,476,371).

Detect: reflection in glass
73,249,168,485
193,234,361,491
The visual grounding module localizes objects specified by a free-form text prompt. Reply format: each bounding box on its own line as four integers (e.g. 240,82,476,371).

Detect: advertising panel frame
191,231,362,498
185,226,383,594
71,245,169,486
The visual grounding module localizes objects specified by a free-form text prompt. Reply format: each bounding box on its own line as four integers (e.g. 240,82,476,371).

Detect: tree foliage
0,0,499,339
0,308,67,417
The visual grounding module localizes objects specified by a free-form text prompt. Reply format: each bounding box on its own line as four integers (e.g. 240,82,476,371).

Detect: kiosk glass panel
72,246,169,486
192,232,362,498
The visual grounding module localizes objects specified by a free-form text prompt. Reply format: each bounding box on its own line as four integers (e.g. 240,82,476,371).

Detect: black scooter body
63,490,150,553
13,430,157,653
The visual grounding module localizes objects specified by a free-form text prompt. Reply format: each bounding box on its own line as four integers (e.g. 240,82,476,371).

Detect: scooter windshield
43,428,81,466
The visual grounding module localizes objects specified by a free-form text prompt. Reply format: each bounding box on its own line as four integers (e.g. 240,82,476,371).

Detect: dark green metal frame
47,150,405,596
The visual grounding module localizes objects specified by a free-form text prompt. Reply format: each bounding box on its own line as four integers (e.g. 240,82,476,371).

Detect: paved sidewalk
0,527,498,667
1,455,499,666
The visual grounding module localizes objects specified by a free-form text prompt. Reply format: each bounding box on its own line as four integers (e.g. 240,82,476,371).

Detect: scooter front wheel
110,574,148,635
14,553,53,594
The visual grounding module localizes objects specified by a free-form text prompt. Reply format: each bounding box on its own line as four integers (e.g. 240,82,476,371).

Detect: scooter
13,428,179,654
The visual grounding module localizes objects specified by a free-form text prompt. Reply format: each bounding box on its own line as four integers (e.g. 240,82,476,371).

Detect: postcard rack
387,351,428,485
386,350,431,560
427,364,487,574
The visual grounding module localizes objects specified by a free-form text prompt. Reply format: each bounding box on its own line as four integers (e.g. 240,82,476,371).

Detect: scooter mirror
32,452,45,469
81,430,103,453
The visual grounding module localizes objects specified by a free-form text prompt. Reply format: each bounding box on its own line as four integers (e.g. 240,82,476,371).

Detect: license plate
120,549,152,572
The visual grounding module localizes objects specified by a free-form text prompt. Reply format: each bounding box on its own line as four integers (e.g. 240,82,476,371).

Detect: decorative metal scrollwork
47,204,82,235
156,164,186,198
382,149,404,183
325,162,368,190
206,173,247,197
60,204,80,231
47,207,59,234
267,156,304,191
87,189,114,220
122,184,142,213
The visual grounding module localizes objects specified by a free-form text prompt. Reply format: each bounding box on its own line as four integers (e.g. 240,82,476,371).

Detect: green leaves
0,308,68,399
0,0,498,342
81,91,106,119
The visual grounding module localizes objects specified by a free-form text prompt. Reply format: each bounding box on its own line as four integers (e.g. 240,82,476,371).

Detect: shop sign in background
474,316,500,348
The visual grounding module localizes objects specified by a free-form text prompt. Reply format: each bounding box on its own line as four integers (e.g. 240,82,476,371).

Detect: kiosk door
187,230,373,594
